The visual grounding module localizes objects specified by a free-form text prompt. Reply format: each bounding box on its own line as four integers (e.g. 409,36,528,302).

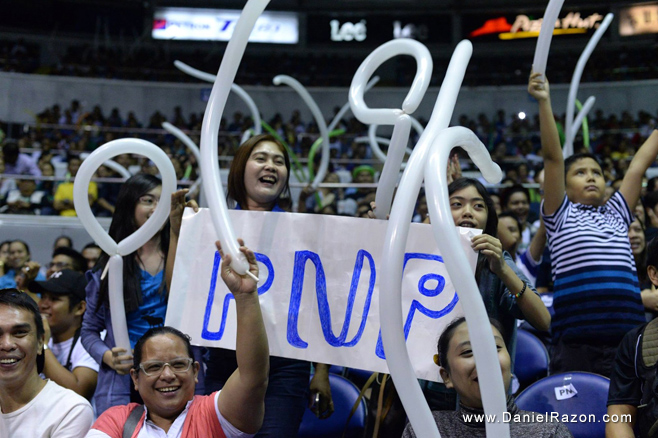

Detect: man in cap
30,269,98,400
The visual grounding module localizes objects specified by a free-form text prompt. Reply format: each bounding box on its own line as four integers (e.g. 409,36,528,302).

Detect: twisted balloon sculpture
349,39,432,219
349,38,510,437
73,139,176,353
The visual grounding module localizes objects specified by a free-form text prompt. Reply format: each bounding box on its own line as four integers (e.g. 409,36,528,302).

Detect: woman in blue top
82,173,202,414
168,133,334,437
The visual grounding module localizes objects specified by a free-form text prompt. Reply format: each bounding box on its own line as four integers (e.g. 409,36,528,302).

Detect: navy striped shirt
542,191,645,343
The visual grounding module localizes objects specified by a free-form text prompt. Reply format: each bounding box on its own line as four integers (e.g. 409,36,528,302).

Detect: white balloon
350,39,432,125
108,254,130,353
73,138,176,353
379,39,509,438
349,39,432,219
367,118,423,162
79,153,131,179
200,0,270,277
563,13,614,158
566,96,596,155
532,0,565,79
272,75,330,189
174,60,262,136
162,122,203,197
424,128,508,438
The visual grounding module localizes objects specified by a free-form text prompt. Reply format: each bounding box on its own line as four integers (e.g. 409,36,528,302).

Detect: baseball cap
29,269,87,301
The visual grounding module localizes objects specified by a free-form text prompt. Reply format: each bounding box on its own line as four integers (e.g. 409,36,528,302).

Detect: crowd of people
3,68,658,438
2,37,658,87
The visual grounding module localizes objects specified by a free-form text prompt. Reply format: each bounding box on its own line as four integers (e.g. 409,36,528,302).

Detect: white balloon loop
349,39,432,219
200,0,269,277
162,122,203,196
74,138,176,256
563,13,613,158
174,60,262,136
272,75,330,189
349,39,432,125
424,127,507,437
532,0,565,79
74,138,176,354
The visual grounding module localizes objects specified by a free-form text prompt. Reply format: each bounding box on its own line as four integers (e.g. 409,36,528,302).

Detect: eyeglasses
48,261,72,270
138,357,193,376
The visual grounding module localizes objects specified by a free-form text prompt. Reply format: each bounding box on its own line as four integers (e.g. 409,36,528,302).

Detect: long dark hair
227,133,292,211
96,174,170,313
448,177,498,281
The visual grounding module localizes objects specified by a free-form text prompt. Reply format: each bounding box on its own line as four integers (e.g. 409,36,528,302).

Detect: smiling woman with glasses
85,241,269,438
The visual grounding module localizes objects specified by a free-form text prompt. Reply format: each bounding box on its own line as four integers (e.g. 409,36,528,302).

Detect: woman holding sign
81,174,202,414
167,133,334,438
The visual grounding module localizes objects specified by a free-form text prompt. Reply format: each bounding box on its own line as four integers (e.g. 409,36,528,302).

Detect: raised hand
218,239,259,297
528,71,551,102
170,189,199,238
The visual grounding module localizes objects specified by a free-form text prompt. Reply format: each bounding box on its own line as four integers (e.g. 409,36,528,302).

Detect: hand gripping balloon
200,0,270,280
349,39,432,219
424,127,508,437
174,60,262,138
73,139,176,353
563,13,613,158
531,0,565,80
272,75,330,189
161,122,202,197
376,39,510,438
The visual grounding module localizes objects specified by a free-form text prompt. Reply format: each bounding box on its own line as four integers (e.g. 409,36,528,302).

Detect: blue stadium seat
514,329,549,390
515,372,610,438
298,373,367,438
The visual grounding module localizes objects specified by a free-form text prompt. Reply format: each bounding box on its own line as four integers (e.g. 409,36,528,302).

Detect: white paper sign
165,209,479,382
554,383,578,400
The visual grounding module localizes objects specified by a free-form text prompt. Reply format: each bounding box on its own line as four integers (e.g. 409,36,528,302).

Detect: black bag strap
65,327,81,371
123,405,145,438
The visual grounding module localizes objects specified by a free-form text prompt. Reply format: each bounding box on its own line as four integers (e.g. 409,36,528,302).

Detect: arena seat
297,373,367,438
515,372,610,438
514,329,549,390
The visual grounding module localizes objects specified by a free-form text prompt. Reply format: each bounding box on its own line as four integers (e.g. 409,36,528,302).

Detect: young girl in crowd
81,174,201,414
501,184,536,253
403,317,572,437
167,133,333,438
421,178,550,410
529,71,658,376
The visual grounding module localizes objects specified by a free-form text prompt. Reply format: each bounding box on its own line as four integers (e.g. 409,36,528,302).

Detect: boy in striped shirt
529,71,658,376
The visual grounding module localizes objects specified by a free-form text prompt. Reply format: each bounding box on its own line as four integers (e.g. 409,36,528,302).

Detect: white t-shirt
49,336,100,372
85,392,252,438
0,379,94,437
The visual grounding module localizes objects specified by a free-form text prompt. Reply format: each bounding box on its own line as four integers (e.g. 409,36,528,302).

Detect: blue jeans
205,349,310,438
